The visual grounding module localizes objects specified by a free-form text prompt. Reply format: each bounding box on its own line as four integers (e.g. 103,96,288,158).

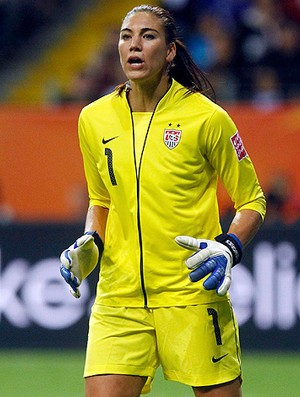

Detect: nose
130,35,142,51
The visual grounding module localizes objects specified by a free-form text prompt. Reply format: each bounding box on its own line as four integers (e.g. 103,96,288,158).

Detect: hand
175,234,242,296
59,264,81,299
60,231,102,298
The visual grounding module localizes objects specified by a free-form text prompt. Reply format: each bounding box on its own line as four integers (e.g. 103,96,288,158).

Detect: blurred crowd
0,0,73,66
61,0,300,106
162,0,300,104
0,0,300,105
264,172,300,227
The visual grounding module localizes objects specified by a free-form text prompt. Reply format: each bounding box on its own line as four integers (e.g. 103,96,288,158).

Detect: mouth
127,56,144,66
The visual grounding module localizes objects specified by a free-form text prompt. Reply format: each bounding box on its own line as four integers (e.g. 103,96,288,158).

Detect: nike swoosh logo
102,136,119,144
212,353,228,363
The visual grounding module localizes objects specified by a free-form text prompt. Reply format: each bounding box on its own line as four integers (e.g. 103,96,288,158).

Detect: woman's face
118,11,175,84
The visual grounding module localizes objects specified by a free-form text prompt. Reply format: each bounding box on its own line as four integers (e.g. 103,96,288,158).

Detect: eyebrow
120,27,160,34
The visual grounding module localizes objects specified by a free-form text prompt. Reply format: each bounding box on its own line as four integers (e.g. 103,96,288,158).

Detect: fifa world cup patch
164,129,182,149
230,131,247,161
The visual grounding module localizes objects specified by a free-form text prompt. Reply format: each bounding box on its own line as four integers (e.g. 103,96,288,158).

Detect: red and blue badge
230,131,247,161
164,128,182,149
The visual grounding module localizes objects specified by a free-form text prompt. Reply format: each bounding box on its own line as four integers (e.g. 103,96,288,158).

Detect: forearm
84,205,109,242
227,209,263,247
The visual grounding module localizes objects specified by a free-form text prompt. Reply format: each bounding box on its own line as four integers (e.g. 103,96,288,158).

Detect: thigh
84,306,159,394
193,376,242,397
85,374,147,397
154,301,241,387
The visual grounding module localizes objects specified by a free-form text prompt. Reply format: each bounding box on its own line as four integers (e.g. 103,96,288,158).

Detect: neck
127,75,171,112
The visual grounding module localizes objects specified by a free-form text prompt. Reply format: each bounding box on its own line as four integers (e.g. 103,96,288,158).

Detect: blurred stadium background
0,0,300,396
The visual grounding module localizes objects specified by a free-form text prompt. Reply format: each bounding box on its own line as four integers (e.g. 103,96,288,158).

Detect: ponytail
170,39,215,100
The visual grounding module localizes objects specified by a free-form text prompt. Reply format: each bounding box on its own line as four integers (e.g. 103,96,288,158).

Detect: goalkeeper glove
60,231,103,298
175,233,242,296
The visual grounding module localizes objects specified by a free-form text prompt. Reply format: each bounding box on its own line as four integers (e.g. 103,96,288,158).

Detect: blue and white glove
60,231,103,298
175,233,242,296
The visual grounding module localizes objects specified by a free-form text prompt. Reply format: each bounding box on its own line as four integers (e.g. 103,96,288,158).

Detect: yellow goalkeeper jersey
78,79,266,307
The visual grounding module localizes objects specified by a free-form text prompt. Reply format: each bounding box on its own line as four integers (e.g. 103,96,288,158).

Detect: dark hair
117,4,215,100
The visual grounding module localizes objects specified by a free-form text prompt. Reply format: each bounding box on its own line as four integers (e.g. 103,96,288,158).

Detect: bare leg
193,377,242,397
85,374,147,397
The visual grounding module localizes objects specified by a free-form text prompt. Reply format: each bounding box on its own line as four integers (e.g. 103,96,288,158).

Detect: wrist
215,233,242,266
85,230,104,258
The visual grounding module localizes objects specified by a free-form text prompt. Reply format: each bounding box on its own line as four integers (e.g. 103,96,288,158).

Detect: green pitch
0,350,300,397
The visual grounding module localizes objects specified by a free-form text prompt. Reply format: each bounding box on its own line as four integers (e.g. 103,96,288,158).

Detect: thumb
76,234,95,250
175,235,200,251
60,249,71,269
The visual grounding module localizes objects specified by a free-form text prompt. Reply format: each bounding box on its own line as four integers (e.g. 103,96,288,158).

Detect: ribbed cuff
215,233,242,265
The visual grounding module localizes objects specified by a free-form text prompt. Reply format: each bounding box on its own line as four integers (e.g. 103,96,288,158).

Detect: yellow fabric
84,302,241,393
78,79,266,307
132,112,153,164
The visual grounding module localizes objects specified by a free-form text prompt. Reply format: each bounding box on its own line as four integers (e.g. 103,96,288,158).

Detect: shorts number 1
207,308,222,346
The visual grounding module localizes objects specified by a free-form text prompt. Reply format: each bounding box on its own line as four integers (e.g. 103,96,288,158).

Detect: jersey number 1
105,148,117,186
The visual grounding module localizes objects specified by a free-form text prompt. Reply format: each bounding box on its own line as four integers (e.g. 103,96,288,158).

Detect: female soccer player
60,5,266,397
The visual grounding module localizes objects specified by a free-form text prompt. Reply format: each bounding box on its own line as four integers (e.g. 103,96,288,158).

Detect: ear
166,42,176,63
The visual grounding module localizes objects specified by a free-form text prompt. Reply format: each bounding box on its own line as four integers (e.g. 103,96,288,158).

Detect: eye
121,33,131,41
143,33,155,40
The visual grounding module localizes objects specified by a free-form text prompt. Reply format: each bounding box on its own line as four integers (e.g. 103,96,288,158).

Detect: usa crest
164,129,182,149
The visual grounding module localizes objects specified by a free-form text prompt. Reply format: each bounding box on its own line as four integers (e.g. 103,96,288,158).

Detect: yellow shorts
84,301,241,394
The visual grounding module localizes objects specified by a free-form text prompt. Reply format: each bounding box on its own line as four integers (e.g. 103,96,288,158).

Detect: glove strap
85,231,104,264
215,233,242,266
